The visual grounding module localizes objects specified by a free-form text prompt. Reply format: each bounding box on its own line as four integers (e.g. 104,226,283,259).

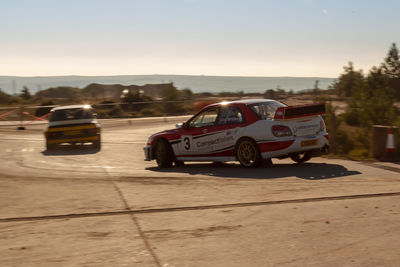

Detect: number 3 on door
184,137,190,150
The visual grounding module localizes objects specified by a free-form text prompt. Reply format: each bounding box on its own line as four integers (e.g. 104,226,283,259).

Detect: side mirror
182,122,189,129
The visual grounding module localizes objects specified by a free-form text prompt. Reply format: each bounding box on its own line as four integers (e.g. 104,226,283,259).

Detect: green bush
140,108,163,117
348,149,370,160
343,109,360,126
108,106,125,117
336,130,354,154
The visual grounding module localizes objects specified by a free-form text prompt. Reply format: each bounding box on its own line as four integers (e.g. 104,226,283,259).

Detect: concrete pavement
1,118,400,266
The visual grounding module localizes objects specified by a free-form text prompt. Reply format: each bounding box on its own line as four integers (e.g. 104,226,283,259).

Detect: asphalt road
1,117,400,266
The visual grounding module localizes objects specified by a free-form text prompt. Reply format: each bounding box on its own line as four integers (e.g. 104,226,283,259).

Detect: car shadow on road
146,161,361,180
41,145,100,156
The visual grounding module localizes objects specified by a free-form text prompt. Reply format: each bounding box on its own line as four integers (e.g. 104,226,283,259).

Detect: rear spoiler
274,103,326,120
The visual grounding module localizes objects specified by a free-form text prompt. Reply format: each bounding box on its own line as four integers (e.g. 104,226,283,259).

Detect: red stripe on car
258,140,294,152
176,149,235,158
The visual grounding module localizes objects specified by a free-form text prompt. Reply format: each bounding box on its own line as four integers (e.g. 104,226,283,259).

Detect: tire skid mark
362,162,400,173
2,191,400,224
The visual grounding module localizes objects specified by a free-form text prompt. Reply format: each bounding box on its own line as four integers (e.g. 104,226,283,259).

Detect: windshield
50,108,94,122
248,101,286,120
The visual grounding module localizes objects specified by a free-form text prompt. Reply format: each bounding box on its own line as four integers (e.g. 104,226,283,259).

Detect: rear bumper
260,132,330,159
310,144,330,156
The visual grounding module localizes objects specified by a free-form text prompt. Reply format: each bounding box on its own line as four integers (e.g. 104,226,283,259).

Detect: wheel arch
151,137,175,160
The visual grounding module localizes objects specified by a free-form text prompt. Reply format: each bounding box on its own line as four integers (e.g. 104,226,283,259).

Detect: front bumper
45,124,101,145
144,145,152,161
46,135,99,145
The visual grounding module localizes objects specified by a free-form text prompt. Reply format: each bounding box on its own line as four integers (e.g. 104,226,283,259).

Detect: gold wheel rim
237,140,257,166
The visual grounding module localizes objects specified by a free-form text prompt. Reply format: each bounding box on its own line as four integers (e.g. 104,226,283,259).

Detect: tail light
272,125,292,137
320,120,326,132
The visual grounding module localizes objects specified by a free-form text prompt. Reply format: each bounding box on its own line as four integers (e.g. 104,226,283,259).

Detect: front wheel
46,141,56,150
154,139,174,168
289,151,312,163
235,138,261,168
93,135,101,150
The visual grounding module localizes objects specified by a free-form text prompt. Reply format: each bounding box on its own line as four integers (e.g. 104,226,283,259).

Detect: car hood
47,118,99,128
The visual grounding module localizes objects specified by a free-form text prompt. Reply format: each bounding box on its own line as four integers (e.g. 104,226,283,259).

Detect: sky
1,0,399,78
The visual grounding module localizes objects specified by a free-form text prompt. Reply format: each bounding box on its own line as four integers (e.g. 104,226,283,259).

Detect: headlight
146,136,154,145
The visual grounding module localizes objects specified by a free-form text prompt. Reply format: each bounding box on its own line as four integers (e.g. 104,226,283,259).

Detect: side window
189,109,218,128
216,106,245,125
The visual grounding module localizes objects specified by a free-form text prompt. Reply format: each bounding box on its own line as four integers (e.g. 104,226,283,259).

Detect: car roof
51,104,91,111
208,99,279,108
228,99,278,105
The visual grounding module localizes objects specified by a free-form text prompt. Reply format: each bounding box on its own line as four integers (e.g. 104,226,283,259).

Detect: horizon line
0,74,337,79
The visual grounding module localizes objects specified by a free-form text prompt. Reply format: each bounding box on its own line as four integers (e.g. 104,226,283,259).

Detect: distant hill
0,75,335,95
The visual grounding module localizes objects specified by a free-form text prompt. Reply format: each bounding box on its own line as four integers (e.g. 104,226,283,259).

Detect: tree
121,90,152,112
334,62,364,97
381,43,400,78
20,86,31,100
35,101,55,118
180,88,193,100
381,43,400,100
352,67,395,127
0,89,11,104
162,83,184,115
36,86,80,99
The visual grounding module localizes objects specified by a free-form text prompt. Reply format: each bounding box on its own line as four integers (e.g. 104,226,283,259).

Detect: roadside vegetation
1,43,399,160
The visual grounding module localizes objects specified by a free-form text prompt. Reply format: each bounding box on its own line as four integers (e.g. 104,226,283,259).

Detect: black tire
93,135,101,150
235,138,262,168
290,151,312,163
262,158,273,167
46,141,56,151
174,160,184,167
154,139,174,168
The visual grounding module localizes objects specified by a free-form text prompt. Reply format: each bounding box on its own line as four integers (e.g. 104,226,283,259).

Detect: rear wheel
154,139,174,168
290,151,312,163
235,138,261,168
262,158,273,167
174,160,184,167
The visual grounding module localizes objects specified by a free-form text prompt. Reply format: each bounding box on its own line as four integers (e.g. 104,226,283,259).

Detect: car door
203,105,246,156
178,105,246,158
177,107,219,156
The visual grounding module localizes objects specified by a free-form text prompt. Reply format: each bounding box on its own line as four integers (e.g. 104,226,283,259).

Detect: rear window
249,101,286,120
50,108,94,122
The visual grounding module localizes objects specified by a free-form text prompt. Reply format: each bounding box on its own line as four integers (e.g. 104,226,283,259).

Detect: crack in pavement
102,167,162,267
2,191,400,224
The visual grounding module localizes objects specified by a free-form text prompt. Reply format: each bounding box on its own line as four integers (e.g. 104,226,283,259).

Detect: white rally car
144,99,329,167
